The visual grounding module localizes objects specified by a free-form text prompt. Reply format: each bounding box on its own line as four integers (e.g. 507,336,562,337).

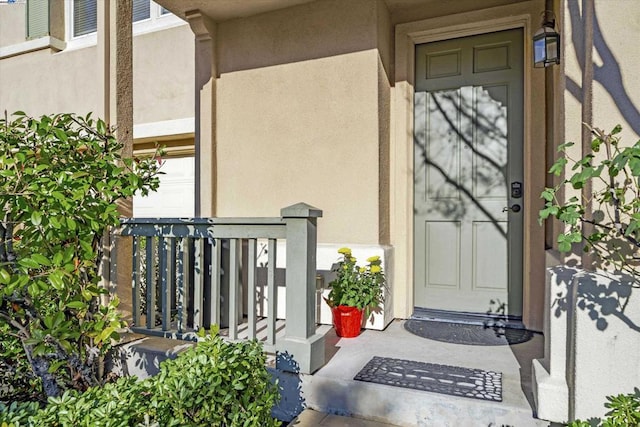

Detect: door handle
502,204,521,213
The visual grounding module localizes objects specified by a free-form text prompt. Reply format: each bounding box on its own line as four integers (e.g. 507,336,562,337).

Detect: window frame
71,0,97,39
65,0,182,51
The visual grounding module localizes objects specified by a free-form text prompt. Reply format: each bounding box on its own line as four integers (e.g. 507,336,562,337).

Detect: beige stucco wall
535,0,640,422
0,2,26,48
0,7,194,127
563,0,640,147
215,0,390,245
0,46,100,116
133,24,194,124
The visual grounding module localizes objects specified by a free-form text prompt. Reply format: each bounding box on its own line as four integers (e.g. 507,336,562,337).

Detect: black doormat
354,356,502,402
404,319,533,346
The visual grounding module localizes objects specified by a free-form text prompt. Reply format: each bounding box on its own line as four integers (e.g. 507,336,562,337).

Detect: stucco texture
215,0,388,245
563,0,640,146
0,2,26,48
0,11,193,127
133,24,194,124
0,46,100,116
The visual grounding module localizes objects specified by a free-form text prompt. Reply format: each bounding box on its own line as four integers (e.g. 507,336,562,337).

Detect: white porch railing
110,203,325,374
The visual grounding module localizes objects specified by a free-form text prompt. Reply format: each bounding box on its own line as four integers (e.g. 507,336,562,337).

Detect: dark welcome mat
404,319,533,346
354,356,502,402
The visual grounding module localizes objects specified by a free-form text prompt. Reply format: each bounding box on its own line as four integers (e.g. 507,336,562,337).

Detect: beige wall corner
186,10,217,217
531,264,570,423
533,267,640,422
215,0,387,245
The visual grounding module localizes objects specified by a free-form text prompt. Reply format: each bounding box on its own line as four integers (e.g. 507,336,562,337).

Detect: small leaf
30,211,42,226
541,188,555,202
558,241,572,252
0,269,10,285
31,253,51,266
48,271,65,290
557,141,575,152
19,257,41,269
66,301,86,310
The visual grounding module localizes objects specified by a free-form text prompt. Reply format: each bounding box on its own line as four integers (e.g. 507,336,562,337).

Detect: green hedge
0,334,280,427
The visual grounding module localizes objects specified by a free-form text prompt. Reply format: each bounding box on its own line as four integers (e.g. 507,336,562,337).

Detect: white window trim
64,1,185,53
133,117,195,140
0,35,65,59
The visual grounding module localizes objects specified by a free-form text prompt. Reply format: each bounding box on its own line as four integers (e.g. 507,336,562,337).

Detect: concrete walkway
289,409,401,426
293,320,547,426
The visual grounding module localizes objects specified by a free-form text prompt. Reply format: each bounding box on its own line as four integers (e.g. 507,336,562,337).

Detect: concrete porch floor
288,319,548,427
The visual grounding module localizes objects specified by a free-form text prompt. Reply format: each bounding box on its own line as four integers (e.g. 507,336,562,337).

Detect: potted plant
324,247,385,337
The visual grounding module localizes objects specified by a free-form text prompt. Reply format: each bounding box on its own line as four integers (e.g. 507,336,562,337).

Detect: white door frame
391,2,547,330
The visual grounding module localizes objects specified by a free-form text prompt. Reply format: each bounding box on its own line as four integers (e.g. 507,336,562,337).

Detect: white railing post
277,203,325,374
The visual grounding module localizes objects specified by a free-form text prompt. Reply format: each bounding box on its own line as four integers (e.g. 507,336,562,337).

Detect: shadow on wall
106,337,194,379
549,264,640,333
215,0,391,77
566,2,640,135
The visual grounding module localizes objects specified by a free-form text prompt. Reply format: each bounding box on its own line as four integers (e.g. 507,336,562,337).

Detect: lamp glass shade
533,26,560,67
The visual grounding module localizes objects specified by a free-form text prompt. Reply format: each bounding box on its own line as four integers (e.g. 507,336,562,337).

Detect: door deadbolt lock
503,204,521,213
511,182,523,199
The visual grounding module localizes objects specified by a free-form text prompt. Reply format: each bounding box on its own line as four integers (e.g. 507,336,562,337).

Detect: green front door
413,29,524,317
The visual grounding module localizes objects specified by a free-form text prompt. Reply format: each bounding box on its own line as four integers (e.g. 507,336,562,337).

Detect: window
71,0,170,39
73,0,96,38
27,0,50,39
132,0,150,23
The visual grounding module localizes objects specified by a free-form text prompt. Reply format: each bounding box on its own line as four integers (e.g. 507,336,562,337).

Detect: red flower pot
331,305,363,338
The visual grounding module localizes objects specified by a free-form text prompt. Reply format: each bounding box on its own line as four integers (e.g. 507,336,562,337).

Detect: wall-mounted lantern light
533,11,560,68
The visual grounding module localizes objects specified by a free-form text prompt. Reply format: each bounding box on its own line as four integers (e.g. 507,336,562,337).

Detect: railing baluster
176,237,185,334
267,238,277,347
193,238,204,330
210,239,221,328
169,237,177,316
109,234,118,297
160,237,170,331
145,236,156,329
132,236,140,327
229,238,239,340
247,239,257,340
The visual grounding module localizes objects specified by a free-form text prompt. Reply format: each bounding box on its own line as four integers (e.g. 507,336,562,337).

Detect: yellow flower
350,257,357,263
370,265,382,273
338,247,352,255
359,267,366,273
367,255,380,263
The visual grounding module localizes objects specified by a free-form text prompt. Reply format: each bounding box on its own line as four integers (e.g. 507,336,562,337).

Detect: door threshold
411,308,526,330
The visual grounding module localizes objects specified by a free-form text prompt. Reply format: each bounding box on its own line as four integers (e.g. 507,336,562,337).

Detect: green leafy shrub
540,125,640,276
0,325,42,402
568,388,640,427
0,333,280,426
0,112,162,397
153,333,280,427
0,400,41,427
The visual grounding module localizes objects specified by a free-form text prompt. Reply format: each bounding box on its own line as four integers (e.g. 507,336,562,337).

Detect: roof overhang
155,0,318,23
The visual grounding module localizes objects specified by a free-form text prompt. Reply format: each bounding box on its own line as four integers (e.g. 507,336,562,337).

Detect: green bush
568,388,640,427
153,333,280,427
0,333,280,427
0,325,42,402
0,112,162,397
